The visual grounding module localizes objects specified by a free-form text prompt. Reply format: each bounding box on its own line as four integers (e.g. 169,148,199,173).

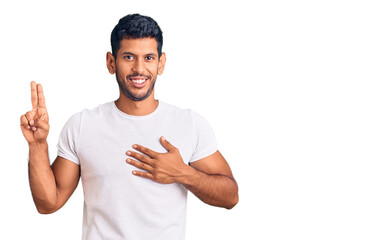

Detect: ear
106,52,116,74
157,52,166,75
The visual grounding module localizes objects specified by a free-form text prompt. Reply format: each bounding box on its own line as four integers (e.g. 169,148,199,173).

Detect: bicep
51,156,81,210
189,150,234,179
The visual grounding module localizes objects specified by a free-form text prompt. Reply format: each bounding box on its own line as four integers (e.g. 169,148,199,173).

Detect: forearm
178,166,239,209
28,141,57,213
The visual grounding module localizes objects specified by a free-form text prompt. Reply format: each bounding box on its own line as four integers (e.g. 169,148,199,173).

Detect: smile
132,79,146,84
129,78,148,88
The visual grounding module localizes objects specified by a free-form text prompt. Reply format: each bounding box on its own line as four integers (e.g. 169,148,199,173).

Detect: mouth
128,77,149,88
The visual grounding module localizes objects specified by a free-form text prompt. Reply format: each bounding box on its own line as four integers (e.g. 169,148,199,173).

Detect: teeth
133,79,146,84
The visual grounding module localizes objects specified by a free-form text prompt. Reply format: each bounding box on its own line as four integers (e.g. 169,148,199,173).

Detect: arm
28,145,80,214
127,137,239,209
21,81,80,214
182,151,238,209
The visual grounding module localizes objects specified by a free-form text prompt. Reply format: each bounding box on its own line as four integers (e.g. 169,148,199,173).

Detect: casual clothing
57,100,217,240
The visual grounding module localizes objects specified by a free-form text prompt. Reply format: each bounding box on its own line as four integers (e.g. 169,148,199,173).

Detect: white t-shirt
57,100,217,240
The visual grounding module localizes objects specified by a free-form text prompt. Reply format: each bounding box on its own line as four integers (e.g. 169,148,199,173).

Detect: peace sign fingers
22,81,50,143
30,81,46,109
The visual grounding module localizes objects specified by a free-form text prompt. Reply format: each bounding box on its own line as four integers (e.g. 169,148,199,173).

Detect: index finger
37,84,46,108
31,81,38,109
132,144,158,158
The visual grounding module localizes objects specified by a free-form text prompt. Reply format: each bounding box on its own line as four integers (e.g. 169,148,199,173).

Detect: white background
1,0,390,239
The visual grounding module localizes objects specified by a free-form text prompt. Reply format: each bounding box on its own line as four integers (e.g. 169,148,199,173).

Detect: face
106,38,166,101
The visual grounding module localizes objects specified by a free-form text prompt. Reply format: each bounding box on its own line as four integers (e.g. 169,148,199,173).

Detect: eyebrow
122,51,157,57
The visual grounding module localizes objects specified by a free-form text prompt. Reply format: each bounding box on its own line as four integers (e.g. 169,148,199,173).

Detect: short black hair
110,14,163,58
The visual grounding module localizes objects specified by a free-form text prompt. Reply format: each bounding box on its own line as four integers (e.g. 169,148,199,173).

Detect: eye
124,55,133,60
146,56,154,61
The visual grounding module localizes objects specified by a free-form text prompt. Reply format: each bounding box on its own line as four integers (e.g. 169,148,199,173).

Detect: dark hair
110,14,163,58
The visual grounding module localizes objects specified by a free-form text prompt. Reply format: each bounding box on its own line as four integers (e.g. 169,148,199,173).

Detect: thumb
160,136,176,152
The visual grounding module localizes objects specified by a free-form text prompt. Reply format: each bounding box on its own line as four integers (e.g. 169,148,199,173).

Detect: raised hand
20,81,50,144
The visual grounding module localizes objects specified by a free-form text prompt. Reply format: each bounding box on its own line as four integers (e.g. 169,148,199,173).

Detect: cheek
146,64,159,76
116,63,131,78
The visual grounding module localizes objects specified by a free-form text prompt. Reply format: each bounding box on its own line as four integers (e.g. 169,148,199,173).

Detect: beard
116,72,156,101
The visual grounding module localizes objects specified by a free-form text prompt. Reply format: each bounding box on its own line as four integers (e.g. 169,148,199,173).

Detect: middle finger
126,151,153,165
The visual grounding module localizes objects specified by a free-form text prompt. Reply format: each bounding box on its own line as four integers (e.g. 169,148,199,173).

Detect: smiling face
106,38,166,101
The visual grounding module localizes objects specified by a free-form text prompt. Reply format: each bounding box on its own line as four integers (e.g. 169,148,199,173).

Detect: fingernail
126,158,131,163
126,151,131,156
162,136,166,141
133,144,137,149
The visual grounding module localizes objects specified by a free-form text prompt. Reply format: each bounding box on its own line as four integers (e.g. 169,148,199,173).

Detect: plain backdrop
1,0,391,239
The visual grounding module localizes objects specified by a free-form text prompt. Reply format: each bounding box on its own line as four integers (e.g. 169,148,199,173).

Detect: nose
132,59,145,74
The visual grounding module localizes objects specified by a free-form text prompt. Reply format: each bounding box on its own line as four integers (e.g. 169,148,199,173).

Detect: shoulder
158,101,191,121
159,101,187,114
159,101,207,121
160,101,214,137
81,101,113,117
63,101,114,127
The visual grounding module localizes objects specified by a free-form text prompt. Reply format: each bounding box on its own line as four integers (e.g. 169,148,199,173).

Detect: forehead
118,38,158,55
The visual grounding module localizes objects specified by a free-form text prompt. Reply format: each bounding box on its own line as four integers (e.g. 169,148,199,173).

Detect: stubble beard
116,72,156,101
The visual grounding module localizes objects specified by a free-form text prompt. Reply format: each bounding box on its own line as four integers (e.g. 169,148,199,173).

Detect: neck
115,92,159,116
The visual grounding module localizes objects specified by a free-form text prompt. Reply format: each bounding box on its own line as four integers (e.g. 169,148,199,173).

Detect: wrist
28,141,48,149
28,140,49,166
175,164,201,186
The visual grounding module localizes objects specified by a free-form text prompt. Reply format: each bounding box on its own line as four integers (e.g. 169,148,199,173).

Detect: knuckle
152,173,160,181
153,161,160,169
139,162,146,169
26,111,34,118
172,148,180,154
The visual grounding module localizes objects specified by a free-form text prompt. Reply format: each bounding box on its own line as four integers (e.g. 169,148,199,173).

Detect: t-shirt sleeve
189,111,218,163
57,112,82,165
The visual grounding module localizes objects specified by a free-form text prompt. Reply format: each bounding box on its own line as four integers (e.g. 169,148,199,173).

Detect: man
20,14,238,239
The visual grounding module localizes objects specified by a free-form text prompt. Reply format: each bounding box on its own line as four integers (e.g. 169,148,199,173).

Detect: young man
20,14,238,240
